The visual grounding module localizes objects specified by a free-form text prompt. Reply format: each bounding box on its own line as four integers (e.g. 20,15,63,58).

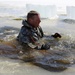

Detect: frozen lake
0,17,75,75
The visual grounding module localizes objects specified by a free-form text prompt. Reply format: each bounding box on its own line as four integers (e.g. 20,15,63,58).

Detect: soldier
17,10,50,50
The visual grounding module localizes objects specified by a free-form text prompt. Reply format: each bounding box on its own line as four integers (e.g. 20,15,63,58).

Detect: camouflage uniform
17,20,44,49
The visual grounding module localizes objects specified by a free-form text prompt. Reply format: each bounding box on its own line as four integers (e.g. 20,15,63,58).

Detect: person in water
17,10,50,50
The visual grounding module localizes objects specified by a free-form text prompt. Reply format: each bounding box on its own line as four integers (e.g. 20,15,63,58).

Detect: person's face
29,15,41,28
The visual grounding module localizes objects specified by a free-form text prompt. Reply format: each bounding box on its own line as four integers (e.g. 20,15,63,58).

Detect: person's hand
41,43,50,50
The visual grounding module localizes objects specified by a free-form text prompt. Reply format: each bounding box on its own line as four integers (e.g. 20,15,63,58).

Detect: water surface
0,17,75,75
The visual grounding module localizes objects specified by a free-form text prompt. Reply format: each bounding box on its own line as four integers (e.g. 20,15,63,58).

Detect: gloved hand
34,43,50,50
41,43,50,50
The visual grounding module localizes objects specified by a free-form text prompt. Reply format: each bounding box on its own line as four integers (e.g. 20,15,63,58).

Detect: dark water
0,26,75,72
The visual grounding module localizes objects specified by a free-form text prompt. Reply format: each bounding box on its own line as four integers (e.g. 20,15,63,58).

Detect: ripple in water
0,26,75,71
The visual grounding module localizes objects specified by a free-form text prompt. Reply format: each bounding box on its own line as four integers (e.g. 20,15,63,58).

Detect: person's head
27,10,41,28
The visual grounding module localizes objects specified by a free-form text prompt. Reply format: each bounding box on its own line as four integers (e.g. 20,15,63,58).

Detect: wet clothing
17,20,50,50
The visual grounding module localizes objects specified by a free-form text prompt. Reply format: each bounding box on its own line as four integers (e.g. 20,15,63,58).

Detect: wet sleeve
17,26,31,44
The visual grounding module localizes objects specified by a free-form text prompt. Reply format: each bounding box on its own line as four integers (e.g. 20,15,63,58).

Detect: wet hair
27,10,39,19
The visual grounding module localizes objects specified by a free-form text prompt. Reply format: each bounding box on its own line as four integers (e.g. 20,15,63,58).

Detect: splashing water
0,26,75,71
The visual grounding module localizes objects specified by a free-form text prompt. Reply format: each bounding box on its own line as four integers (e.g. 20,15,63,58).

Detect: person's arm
17,26,31,44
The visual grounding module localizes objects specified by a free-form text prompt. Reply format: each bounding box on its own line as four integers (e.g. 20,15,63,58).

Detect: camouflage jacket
17,20,44,45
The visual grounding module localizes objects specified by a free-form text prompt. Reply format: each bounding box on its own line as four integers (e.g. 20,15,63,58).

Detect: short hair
27,10,39,19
